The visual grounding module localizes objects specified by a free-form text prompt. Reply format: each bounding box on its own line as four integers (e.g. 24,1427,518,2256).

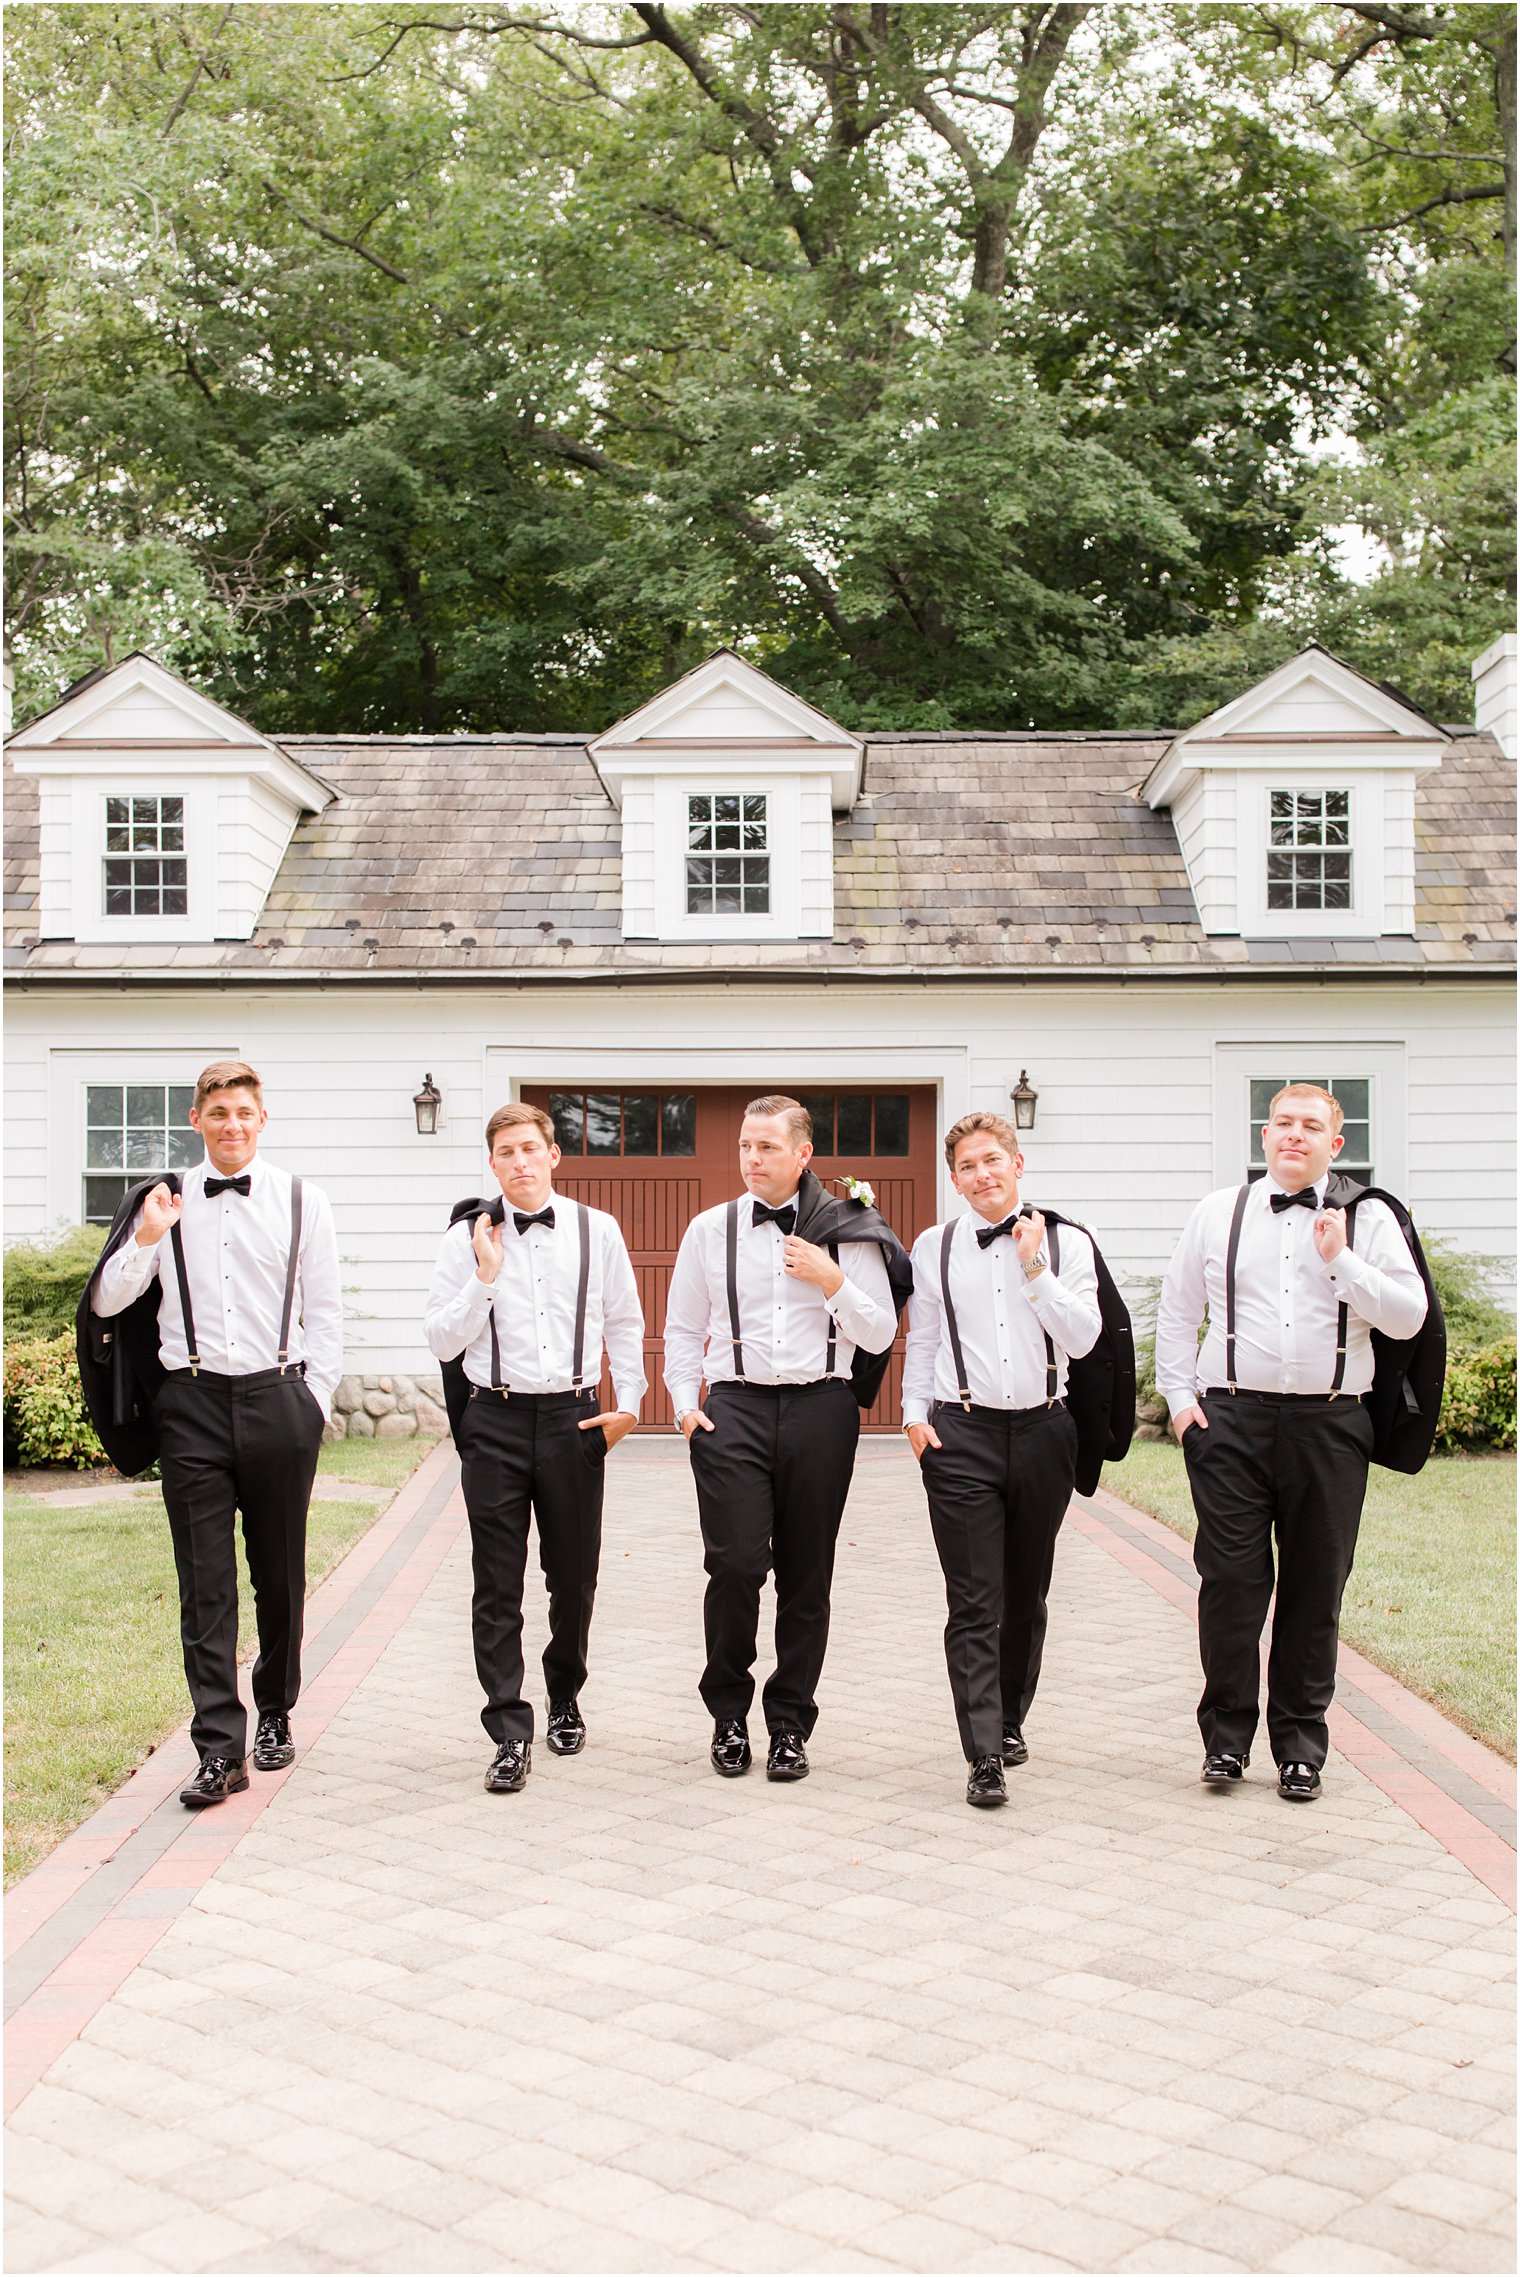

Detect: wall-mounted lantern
1010,1070,1039,1131
413,1073,442,1135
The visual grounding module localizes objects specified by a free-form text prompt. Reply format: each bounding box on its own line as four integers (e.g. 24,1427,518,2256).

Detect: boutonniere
832,1174,875,1209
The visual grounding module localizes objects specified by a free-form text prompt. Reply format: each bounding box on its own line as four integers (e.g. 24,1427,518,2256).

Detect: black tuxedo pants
155,1366,326,1761
690,1378,860,1737
919,1400,1078,1761
457,1386,606,1745
1184,1388,1375,1769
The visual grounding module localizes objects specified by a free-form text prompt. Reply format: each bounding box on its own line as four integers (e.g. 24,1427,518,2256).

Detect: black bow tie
514,1206,555,1235
205,1174,251,1198
752,1201,797,1234
1270,1187,1320,1214
976,1215,1020,1249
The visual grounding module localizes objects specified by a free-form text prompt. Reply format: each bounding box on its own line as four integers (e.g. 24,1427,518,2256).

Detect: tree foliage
5,2,1513,733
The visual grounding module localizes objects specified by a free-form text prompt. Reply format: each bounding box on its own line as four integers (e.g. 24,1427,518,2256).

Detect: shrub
3,1333,105,1469
1435,1339,1517,1454
1422,1237,1515,1349
4,1224,106,1344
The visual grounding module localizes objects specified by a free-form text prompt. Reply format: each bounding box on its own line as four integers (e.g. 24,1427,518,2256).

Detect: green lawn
4,1436,436,1886
1104,1441,1517,1760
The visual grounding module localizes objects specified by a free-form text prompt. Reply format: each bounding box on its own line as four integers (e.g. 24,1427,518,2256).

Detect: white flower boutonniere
840,1175,875,1209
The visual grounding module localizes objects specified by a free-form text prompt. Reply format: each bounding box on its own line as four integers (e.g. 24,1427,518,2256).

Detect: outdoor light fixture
1011,1071,1039,1131
413,1073,442,1135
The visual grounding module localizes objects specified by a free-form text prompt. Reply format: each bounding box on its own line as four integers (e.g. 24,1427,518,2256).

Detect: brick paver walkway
6,1440,1515,2274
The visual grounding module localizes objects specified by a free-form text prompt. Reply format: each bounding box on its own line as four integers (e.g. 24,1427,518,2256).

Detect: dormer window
1267,790,1351,912
686,793,769,916
104,795,187,917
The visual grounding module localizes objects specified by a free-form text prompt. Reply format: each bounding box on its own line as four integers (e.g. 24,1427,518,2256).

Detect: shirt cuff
667,1384,701,1420
1323,1246,1374,1297
901,1399,931,1427
112,1240,159,1288
611,1382,645,1419
1164,1389,1200,1421
460,1274,495,1311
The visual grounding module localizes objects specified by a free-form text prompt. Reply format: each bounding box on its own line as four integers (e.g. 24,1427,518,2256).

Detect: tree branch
1358,181,1505,231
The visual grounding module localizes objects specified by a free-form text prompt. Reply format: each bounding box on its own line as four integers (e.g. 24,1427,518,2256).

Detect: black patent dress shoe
1278,1761,1322,1801
1201,1751,1248,1786
545,1699,586,1756
766,1730,809,1782
252,1712,295,1771
485,1739,531,1794
966,1756,1008,1808
711,1719,752,1777
1001,1725,1029,1767
180,1756,249,1809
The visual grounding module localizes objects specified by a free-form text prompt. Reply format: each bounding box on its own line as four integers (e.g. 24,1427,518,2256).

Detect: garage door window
548,1091,697,1156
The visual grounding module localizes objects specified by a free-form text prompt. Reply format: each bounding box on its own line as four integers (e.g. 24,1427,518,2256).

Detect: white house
6,641,1514,1430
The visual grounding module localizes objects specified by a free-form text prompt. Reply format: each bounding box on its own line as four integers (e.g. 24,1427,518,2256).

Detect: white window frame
69,778,216,943
1236,776,1384,938
651,774,804,941
1212,1041,1406,1196
684,789,772,918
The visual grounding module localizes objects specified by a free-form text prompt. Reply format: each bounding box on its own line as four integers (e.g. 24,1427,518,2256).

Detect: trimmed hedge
3,1333,105,1470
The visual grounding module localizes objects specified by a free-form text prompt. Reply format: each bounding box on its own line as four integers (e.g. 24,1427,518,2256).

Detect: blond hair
193,1059,262,1111
742,1094,812,1145
944,1110,1020,1170
1267,1083,1344,1135
485,1101,556,1151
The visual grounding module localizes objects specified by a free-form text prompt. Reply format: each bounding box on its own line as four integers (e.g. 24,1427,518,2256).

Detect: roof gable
588,650,862,810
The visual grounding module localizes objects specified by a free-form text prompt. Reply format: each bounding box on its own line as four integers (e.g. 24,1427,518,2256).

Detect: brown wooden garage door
521,1085,939,1431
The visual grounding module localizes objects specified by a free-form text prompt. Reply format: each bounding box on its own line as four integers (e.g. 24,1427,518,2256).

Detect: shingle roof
6,729,1514,979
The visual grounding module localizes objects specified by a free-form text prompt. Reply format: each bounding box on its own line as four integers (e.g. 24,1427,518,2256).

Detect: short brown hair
193,1059,262,1112
944,1110,1021,1170
742,1094,812,1145
486,1101,556,1152
1267,1083,1344,1135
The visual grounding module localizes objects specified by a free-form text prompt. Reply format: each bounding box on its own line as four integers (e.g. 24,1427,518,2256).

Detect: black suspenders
486,1200,591,1396
1223,1184,1353,1396
724,1203,839,1383
725,1199,746,1382
1222,1184,1250,1393
168,1175,304,1378
939,1216,1060,1411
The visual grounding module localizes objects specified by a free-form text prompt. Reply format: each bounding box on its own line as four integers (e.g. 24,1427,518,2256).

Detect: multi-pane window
548,1091,697,1157
795,1093,910,1156
104,796,188,917
1248,1076,1372,1185
85,1084,198,1223
686,793,769,916
1267,790,1351,912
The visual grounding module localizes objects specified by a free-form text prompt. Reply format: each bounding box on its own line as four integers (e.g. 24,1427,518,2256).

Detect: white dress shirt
1156,1176,1428,1418
662,1191,897,1418
92,1155,344,1418
902,1210,1102,1425
423,1194,647,1412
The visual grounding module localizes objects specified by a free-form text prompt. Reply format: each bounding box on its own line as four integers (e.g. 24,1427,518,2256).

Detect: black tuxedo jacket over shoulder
791,1168,914,1409
1039,1207,1136,1497
74,1172,184,1477
1323,1172,1446,1473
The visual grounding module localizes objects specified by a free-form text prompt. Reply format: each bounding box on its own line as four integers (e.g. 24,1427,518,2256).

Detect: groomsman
1157,1083,1429,1799
425,1103,645,1793
664,1095,901,1781
903,1112,1101,1809
87,1062,342,1807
